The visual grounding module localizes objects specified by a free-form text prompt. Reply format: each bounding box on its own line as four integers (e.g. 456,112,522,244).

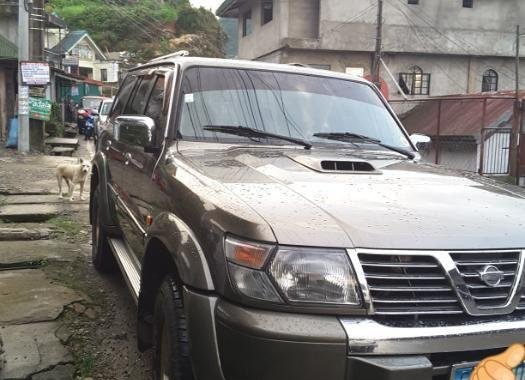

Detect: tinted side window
125,75,155,115
145,76,166,129
110,75,137,122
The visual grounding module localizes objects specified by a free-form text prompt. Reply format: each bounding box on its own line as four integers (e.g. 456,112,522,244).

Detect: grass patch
48,216,84,240
74,351,95,377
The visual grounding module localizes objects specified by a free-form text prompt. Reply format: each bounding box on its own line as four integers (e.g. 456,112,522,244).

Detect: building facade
217,0,525,100
50,30,119,84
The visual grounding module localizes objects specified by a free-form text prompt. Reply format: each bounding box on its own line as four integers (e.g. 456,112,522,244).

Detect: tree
48,0,225,61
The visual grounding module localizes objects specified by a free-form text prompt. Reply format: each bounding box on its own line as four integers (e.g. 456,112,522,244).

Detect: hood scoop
288,155,378,174
321,160,375,172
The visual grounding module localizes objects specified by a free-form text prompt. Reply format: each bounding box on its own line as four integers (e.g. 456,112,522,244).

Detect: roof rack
287,62,309,67
150,50,190,62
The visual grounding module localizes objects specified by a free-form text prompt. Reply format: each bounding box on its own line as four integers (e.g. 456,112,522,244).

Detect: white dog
56,158,92,201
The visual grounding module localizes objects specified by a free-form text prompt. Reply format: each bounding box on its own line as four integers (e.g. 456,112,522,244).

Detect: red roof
82,78,104,86
400,91,525,137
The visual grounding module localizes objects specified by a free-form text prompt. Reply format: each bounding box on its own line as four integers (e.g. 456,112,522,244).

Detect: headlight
225,236,362,307
269,247,361,305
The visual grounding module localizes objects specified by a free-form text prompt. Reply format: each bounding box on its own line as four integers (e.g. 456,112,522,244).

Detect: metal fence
480,128,512,175
391,96,520,177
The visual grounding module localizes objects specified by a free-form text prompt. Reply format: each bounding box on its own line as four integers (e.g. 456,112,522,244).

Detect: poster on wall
29,97,52,121
21,61,50,85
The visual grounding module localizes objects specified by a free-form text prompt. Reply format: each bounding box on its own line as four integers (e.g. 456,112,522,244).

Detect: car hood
178,144,525,250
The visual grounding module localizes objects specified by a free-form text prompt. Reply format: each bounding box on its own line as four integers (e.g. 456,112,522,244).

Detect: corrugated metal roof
401,91,525,137
216,0,246,17
51,30,88,55
0,33,17,59
51,30,106,60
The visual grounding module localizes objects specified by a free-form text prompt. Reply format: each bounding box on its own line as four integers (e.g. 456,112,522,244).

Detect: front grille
359,250,522,316
517,293,525,310
450,251,520,308
359,253,463,315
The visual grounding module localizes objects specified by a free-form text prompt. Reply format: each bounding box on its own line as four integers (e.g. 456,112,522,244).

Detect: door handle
105,140,112,151
124,152,132,165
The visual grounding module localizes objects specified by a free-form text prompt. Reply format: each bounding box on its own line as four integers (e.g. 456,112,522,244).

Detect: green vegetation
45,102,65,137
49,216,84,240
74,351,95,377
47,0,226,61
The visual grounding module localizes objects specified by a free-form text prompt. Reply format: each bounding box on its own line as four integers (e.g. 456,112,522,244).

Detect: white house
50,30,119,83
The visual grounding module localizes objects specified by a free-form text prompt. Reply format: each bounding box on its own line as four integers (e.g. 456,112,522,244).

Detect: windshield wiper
313,132,415,159
203,125,312,150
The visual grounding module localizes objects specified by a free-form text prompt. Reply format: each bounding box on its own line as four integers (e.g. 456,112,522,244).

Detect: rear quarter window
110,75,137,122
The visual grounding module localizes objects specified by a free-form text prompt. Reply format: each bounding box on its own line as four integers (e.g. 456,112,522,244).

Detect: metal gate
480,128,512,175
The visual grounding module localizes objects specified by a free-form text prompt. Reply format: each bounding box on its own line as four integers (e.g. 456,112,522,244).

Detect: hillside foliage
47,0,226,60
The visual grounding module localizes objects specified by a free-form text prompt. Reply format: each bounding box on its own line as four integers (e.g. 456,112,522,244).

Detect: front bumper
184,288,525,380
340,318,525,355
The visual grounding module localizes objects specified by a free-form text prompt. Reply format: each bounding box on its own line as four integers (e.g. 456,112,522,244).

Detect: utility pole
516,24,520,100
372,0,383,87
18,0,30,153
512,24,521,184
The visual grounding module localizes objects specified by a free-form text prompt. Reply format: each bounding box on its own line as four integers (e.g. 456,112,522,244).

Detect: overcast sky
190,0,222,12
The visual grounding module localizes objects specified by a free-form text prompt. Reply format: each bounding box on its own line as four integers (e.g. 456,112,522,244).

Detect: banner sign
62,55,79,66
21,61,50,85
29,97,52,121
18,86,29,115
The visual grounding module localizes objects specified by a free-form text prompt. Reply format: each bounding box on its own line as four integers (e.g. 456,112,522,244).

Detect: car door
116,71,171,261
100,74,137,217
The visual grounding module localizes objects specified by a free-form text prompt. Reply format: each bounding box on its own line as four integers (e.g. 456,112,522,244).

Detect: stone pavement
0,140,96,380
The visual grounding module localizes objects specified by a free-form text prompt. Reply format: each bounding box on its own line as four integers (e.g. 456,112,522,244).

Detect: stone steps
0,227,51,241
0,204,60,223
2,194,86,205
0,240,81,267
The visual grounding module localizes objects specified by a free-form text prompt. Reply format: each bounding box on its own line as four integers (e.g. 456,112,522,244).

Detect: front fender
146,212,215,291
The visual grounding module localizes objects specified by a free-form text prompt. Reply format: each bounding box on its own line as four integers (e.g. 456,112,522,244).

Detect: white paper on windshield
185,93,194,103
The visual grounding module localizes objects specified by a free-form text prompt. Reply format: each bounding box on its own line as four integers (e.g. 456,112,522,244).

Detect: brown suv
90,55,525,380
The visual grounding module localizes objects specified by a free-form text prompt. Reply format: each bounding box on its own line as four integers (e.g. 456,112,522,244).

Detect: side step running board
108,238,141,302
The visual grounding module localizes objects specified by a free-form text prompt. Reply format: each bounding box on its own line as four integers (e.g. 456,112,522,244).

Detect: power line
320,3,377,38
105,0,161,37
102,1,156,39
389,0,523,85
105,0,170,36
390,3,468,94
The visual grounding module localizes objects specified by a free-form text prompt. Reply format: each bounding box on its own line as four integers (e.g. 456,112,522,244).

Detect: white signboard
62,55,79,66
19,86,29,99
21,61,50,85
345,67,365,77
19,99,29,115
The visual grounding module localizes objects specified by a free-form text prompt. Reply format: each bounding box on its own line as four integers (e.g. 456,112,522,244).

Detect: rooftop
401,91,525,137
216,0,246,17
0,34,17,59
51,30,106,60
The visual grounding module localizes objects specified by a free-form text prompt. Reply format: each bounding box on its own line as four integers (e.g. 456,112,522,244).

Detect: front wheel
153,275,194,380
91,187,117,272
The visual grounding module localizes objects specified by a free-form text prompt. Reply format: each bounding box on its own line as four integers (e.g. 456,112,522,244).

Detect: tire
153,275,194,380
91,187,117,272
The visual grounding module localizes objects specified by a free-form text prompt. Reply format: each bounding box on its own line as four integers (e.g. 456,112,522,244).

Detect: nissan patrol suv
90,55,525,380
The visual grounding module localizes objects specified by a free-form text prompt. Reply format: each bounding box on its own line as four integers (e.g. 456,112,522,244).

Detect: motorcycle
84,115,95,141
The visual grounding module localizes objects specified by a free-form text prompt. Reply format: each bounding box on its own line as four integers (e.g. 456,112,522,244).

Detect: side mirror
410,133,431,148
115,116,160,153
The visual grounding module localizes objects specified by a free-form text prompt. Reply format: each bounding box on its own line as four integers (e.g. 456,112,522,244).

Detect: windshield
100,101,113,115
178,67,411,150
82,98,102,110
